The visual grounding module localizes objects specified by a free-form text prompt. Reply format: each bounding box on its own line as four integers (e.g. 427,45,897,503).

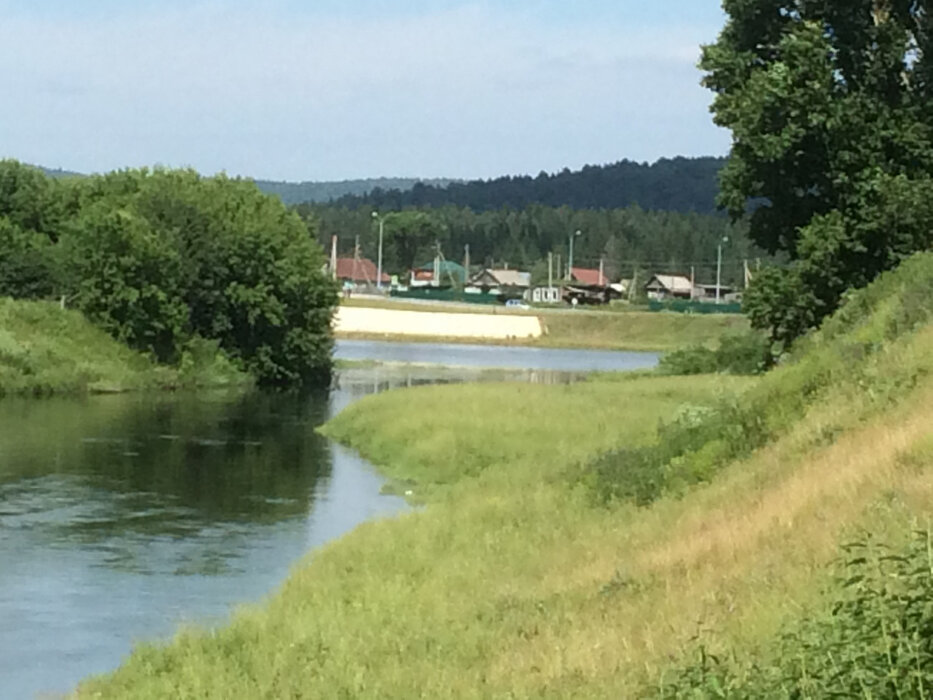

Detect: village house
643,274,695,300
334,257,390,288
468,269,532,293
568,267,610,287
563,267,614,305
693,283,737,301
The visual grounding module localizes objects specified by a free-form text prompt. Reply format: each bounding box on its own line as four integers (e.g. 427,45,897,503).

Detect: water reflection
0,391,334,574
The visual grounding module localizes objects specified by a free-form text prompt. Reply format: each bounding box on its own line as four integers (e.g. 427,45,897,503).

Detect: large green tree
702,1,933,346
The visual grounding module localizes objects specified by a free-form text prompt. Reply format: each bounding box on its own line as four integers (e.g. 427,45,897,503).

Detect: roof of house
571,267,609,286
335,257,389,284
645,274,694,292
472,269,532,287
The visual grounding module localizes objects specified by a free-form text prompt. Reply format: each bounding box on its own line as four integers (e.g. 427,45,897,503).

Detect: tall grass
591,252,933,506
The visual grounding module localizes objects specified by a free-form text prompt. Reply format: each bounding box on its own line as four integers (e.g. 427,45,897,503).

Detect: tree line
0,160,337,387
327,157,727,215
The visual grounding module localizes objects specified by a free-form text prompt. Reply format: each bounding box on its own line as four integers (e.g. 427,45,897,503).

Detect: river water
0,341,658,698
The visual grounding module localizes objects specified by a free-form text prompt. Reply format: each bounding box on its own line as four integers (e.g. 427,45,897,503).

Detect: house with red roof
335,257,390,286
569,267,609,287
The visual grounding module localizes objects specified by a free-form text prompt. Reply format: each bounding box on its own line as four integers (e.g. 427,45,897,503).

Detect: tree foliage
701,1,933,343
0,162,338,387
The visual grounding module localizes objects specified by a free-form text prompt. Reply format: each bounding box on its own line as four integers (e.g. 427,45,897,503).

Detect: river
0,341,658,698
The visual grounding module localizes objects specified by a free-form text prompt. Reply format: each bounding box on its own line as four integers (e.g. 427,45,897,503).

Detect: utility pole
371,212,384,291
330,235,338,281
598,256,605,286
464,244,470,283
353,235,360,286
433,240,440,288
556,254,562,285
567,229,582,281
716,236,729,304
690,265,696,300
548,251,553,290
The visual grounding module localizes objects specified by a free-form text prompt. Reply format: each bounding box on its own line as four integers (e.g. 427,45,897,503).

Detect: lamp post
567,229,582,281
716,236,729,304
371,212,385,291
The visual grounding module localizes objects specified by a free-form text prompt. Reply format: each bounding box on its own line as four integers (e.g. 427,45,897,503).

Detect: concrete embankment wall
334,307,543,340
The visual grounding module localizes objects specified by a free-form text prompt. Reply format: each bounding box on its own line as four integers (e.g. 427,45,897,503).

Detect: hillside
0,298,243,396
331,156,727,214
254,177,457,205
31,164,454,205
75,253,932,697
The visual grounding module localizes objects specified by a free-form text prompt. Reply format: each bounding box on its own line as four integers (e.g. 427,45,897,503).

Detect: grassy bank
339,297,748,352
0,298,246,396
536,311,748,351
76,254,933,697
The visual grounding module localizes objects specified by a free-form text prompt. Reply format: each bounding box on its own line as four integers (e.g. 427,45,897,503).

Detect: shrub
659,332,773,376
658,530,933,697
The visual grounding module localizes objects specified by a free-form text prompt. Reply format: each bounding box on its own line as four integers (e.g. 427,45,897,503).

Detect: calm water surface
0,341,657,698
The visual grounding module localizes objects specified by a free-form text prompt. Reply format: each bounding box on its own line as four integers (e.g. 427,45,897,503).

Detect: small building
335,257,390,287
644,274,694,300
468,269,532,292
694,283,736,302
569,267,609,287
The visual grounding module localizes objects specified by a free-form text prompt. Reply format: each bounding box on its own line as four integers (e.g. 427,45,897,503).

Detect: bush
660,331,773,376
658,530,933,697
658,345,718,375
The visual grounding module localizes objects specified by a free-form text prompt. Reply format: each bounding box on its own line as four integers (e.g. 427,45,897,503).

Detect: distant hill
31,157,729,214
253,177,458,205
32,165,454,204
331,157,727,215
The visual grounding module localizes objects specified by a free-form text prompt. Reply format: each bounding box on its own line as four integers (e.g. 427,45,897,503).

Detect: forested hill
331,157,727,214
252,177,456,205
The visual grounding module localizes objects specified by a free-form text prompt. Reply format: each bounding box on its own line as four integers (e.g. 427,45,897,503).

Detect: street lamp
371,211,385,291
567,229,582,281
716,236,730,304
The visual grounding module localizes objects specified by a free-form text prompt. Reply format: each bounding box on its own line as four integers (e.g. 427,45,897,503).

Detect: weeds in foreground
660,529,933,698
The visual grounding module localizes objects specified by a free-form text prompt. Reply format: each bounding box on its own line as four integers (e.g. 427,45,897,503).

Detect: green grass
0,298,247,396
75,254,933,698
536,310,749,351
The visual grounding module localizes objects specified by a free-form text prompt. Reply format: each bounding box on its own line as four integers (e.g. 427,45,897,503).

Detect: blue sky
0,1,730,181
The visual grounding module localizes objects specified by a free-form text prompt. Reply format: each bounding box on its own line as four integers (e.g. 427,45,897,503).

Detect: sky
0,1,731,182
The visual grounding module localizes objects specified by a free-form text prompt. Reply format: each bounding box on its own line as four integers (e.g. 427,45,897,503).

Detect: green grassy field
75,254,933,697
0,298,245,396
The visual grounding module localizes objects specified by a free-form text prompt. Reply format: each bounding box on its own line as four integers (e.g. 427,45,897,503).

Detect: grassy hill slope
0,298,243,396
76,254,933,697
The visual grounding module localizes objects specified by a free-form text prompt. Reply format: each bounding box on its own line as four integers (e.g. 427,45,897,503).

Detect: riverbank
0,298,246,396
335,302,748,351
75,254,933,697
